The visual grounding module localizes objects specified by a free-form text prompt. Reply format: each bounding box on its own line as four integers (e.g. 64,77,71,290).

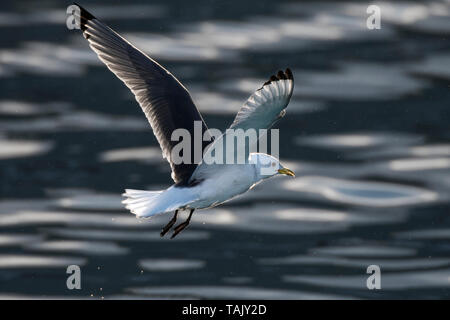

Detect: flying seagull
74,4,295,238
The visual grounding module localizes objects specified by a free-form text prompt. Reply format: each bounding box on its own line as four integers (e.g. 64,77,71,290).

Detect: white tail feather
122,186,198,218
122,189,163,217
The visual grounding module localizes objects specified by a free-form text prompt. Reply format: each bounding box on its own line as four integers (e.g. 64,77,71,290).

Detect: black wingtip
258,68,293,90
73,2,95,31
277,70,287,80
267,68,293,84
285,68,293,80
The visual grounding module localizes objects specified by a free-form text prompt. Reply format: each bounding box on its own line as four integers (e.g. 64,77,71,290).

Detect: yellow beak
278,167,295,177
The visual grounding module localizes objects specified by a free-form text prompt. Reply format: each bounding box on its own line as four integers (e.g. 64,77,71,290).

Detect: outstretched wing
190,69,294,181
230,68,294,131
74,3,211,185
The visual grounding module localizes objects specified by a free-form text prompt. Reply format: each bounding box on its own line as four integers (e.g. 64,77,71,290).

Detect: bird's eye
271,162,276,167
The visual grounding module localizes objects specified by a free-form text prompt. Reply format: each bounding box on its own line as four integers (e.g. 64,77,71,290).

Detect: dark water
0,0,449,299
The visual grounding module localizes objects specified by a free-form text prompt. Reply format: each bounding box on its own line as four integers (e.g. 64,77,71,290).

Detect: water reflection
284,269,450,290
0,4,166,27
395,229,450,240
308,245,416,257
139,259,205,272
0,138,53,159
261,256,450,271
0,255,86,268
389,158,450,171
127,286,352,300
295,132,422,149
43,228,210,242
0,234,43,246
0,109,148,132
25,240,128,256
99,147,165,164
0,101,72,116
283,176,437,207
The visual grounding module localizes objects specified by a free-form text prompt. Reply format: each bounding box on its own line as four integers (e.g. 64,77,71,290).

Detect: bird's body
74,3,295,238
125,161,264,216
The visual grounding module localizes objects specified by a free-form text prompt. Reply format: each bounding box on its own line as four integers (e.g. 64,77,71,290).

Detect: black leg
171,209,194,239
160,210,178,237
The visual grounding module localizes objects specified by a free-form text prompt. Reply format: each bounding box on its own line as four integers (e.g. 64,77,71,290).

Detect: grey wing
190,69,294,181
75,4,211,185
230,69,294,132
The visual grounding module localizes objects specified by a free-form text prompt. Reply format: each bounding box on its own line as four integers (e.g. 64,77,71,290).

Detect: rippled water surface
0,0,449,299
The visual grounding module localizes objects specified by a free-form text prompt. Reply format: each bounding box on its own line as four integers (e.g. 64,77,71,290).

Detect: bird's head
249,153,295,180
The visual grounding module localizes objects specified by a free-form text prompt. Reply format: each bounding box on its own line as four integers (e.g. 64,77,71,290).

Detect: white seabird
75,4,295,238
